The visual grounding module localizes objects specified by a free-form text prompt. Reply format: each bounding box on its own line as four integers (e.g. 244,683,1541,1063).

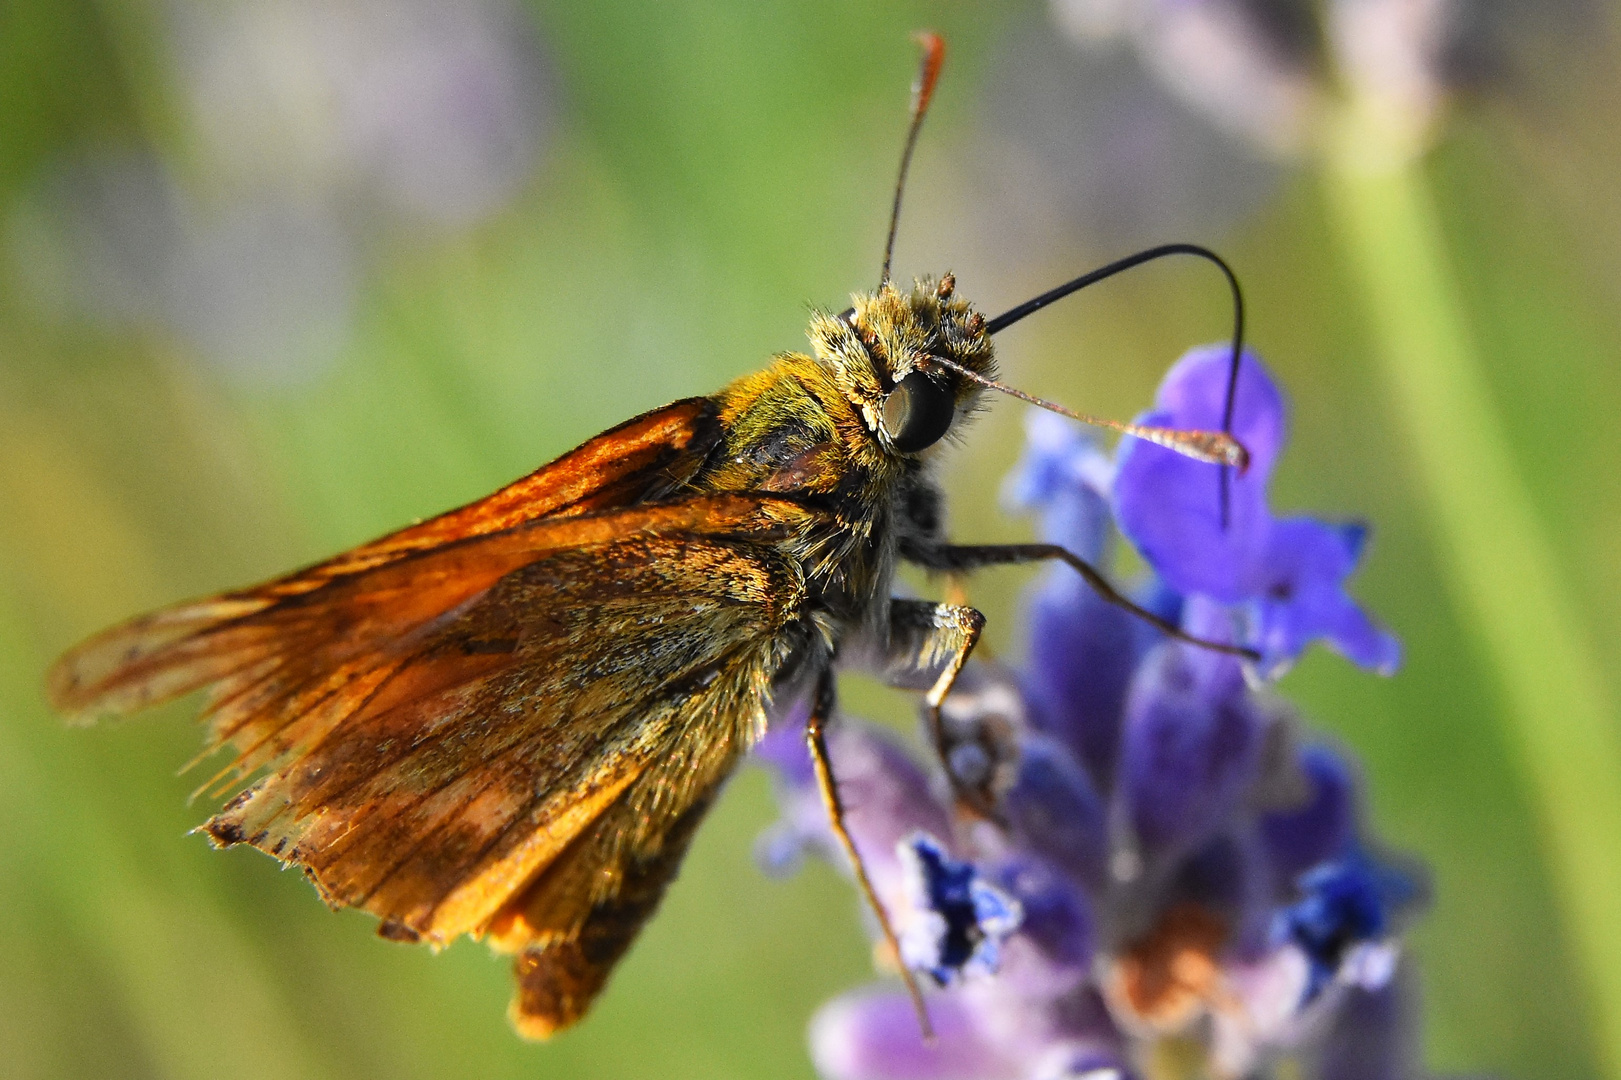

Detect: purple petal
1272,852,1424,1004
754,818,810,879
1259,744,1357,890
1210,945,1314,1076
832,728,955,894
1028,1045,1140,1080
1113,347,1283,601
1020,573,1155,787
988,855,1095,976
1151,344,1287,478
1247,518,1403,677
1009,410,1154,781
1003,734,1109,888
1171,832,1275,955
809,988,1022,1080
754,695,816,786
961,976,1127,1072
752,713,952,902
1114,346,1402,678
751,698,822,877
1310,968,1419,1080
1003,410,1115,561
898,834,1024,985
1119,642,1267,859
926,866,1104,1061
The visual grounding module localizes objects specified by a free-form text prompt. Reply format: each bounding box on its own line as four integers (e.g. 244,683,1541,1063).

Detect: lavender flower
757,347,1432,1079
1112,345,1401,678
899,836,1024,987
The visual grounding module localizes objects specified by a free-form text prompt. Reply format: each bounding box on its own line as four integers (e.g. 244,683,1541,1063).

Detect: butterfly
45,33,1253,1040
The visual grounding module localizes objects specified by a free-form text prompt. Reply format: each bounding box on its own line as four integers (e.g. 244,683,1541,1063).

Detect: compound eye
882,370,956,452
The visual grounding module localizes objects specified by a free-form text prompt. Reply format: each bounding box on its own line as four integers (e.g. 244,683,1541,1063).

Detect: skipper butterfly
47,34,1252,1039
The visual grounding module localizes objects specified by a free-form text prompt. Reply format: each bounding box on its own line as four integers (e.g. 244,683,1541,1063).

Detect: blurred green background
2,1,1619,1077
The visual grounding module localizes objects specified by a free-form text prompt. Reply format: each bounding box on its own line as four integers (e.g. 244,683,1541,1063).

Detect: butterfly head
810,273,996,456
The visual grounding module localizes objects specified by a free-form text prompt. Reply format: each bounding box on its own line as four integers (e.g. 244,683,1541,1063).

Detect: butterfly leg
882,599,998,816
910,542,1257,661
803,666,934,1039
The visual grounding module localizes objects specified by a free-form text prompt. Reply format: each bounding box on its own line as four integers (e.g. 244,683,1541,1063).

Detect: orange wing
196,499,811,928
44,399,827,1036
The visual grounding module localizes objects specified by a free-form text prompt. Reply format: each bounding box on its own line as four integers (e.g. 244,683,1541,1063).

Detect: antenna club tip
1201,432,1251,471
1177,429,1251,470
912,29,946,56
909,31,946,112
1127,425,1251,469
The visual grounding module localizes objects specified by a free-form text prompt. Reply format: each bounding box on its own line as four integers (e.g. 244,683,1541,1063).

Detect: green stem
1322,119,1621,1076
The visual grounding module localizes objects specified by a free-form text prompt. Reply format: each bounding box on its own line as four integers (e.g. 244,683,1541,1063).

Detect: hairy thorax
697,353,902,628
687,278,994,637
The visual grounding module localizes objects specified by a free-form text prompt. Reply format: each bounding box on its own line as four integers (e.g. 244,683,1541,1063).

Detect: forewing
46,397,722,725
48,480,819,925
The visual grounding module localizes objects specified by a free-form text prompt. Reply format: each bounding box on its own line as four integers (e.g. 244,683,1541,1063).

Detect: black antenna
985,242,1247,525
880,32,945,288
